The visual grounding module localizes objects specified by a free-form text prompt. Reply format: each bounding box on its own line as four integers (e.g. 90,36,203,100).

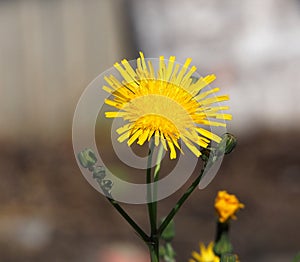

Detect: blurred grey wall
130,0,300,134
0,0,135,141
1,0,299,141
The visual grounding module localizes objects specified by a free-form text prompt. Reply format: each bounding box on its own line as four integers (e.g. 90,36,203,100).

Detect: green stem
215,221,230,242
154,145,164,180
106,197,149,243
158,167,205,235
94,180,149,243
148,242,159,262
152,144,164,232
146,142,164,262
147,140,156,233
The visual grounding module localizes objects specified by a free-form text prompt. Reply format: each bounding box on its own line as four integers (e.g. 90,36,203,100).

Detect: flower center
132,114,180,139
122,93,196,135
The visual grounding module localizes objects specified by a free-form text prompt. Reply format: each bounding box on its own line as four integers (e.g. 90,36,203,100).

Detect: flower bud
77,148,97,168
92,166,106,180
213,234,233,257
217,133,237,155
221,254,237,262
214,191,244,223
101,179,113,192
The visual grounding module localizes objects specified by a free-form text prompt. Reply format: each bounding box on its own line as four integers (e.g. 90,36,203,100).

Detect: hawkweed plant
75,52,236,262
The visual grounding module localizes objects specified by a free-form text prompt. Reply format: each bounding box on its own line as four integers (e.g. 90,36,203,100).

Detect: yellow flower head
189,242,220,262
104,52,231,159
214,191,244,223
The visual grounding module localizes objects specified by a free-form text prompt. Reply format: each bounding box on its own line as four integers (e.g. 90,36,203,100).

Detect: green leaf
292,252,300,262
161,218,175,242
165,242,176,258
159,246,166,257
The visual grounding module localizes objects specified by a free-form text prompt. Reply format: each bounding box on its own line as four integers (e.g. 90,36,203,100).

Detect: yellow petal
154,130,160,146
105,111,126,118
182,137,201,157
137,129,150,145
118,130,131,143
121,59,137,80
195,87,220,101
127,129,143,146
200,95,229,106
196,128,221,143
116,124,132,134
165,56,176,81
160,133,168,151
167,139,176,159
174,57,192,85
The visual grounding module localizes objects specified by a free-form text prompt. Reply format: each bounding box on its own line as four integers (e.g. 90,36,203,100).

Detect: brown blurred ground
0,129,299,262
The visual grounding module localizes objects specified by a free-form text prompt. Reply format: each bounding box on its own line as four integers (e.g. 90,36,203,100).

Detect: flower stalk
147,141,156,234
146,142,165,261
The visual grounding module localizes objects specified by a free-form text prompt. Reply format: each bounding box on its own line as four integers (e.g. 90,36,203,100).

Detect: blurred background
1,0,300,261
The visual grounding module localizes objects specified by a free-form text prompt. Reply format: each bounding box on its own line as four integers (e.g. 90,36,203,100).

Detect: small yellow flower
214,191,244,223
189,242,220,262
104,52,231,159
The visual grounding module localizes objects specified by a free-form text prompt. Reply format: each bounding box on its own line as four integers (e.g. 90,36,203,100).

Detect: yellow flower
104,52,231,159
214,191,244,223
189,242,220,262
